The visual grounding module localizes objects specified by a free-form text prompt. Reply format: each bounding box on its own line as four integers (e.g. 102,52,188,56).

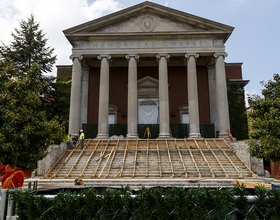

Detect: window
108,105,119,124
178,104,189,124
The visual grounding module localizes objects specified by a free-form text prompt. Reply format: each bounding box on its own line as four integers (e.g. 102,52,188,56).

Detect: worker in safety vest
66,134,74,148
80,130,85,149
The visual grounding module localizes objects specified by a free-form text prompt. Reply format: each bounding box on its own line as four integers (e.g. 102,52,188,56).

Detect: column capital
125,54,140,60
185,53,199,59
97,54,111,60
69,54,83,61
214,52,228,59
156,53,170,61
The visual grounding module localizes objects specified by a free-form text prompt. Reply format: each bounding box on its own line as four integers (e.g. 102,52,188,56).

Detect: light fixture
171,110,176,117
121,110,126,118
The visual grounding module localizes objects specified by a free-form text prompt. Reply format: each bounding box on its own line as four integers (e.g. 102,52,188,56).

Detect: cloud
0,0,122,76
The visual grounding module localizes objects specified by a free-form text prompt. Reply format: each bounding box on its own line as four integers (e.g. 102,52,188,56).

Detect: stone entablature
74,39,224,50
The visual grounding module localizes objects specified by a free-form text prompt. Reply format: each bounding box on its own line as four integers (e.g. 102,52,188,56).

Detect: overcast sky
1,0,280,100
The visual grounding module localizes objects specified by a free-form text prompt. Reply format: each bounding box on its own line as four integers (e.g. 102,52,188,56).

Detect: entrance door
138,99,159,124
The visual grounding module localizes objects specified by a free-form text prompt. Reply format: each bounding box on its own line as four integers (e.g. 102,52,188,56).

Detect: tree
0,14,71,132
228,82,249,140
0,58,65,170
42,69,71,132
247,74,280,162
0,14,56,77
0,13,57,106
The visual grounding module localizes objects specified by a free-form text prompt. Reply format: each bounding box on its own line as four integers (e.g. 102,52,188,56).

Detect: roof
63,1,234,46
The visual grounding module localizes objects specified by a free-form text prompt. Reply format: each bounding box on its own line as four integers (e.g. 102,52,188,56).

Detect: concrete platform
20,177,280,191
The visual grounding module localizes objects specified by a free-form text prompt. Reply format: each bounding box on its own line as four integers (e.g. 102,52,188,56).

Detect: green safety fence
82,123,215,139
8,185,280,220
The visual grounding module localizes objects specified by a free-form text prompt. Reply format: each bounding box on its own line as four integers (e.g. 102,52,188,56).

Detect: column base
96,134,109,139
127,134,139,139
158,133,171,139
218,133,233,141
188,133,202,138
218,132,229,138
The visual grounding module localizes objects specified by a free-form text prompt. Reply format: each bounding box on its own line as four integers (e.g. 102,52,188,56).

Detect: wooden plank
98,145,116,178
52,149,75,178
165,140,174,178
65,148,86,178
118,138,129,177
175,139,187,178
184,138,201,178
132,138,138,178
92,139,110,178
79,140,100,177
214,139,243,178
105,139,120,178
156,139,162,177
204,139,229,178
65,139,91,178
45,150,69,178
194,140,215,178
236,180,271,189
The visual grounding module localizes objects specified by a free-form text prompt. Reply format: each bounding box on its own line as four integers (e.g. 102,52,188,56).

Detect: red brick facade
58,63,243,125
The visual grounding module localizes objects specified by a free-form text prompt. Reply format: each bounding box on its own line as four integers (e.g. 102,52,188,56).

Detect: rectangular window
182,113,189,124
108,114,115,124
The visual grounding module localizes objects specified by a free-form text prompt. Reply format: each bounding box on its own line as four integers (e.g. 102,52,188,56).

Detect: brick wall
87,65,211,124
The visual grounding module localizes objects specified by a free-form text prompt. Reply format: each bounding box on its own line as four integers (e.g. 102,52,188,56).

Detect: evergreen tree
0,14,56,78
0,58,65,170
0,14,71,132
248,73,280,162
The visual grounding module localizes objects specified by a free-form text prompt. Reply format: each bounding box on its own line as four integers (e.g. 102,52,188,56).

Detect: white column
80,64,89,130
156,54,171,138
96,55,111,139
185,53,201,138
214,52,230,138
207,63,219,135
68,55,83,136
126,54,139,138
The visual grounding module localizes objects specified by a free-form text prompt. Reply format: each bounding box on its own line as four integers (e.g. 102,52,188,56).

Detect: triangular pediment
138,76,158,88
64,1,234,44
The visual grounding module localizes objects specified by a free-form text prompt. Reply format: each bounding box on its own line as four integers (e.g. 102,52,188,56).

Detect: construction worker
66,134,74,148
80,130,85,149
72,135,78,146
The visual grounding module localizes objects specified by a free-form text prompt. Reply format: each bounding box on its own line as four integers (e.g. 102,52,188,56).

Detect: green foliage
227,83,249,140
9,186,280,219
0,14,71,133
248,73,280,162
0,14,56,76
41,69,71,133
0,58,65,170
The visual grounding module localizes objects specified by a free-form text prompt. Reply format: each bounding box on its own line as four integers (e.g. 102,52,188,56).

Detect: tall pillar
68,55,83,136
96,55,111,139
207,63,219,135
214,52,230,138
156,54,171,138
185,53,201,138
126,54,139,138
80,64,89,129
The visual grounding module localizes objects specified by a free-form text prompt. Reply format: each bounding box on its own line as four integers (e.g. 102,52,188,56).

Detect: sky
1,0,280,102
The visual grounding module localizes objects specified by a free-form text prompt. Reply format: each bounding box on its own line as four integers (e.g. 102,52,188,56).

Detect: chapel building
60,1,248,140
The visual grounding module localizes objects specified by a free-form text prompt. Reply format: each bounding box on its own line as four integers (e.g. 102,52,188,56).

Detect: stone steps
44,138,256,181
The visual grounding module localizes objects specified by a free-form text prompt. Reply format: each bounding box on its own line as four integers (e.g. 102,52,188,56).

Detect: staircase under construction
45,138,256,180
